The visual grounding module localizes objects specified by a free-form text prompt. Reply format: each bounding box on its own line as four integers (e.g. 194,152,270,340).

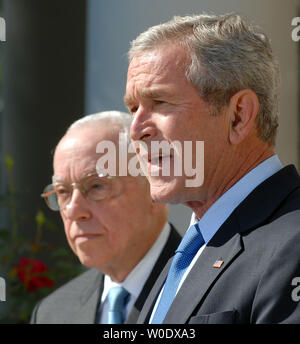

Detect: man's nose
63,189,92,221
130,106,157,143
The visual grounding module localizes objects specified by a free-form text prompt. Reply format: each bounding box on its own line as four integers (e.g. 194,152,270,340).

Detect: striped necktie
151,223,204,323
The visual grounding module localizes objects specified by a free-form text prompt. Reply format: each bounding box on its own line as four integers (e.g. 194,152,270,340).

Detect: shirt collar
121,222,170,298
102,222,171,300
190,155,283,244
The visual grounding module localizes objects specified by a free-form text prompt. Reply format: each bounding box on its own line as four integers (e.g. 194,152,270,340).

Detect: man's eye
87,179,108,191
91,183,104,190
155,100,165,104
130,106,138,116
56,187,70,196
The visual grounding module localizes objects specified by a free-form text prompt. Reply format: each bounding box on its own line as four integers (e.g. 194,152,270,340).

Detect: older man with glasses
30,111,181,324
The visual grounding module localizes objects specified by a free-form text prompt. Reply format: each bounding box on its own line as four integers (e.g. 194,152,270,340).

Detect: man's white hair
67,110,132,144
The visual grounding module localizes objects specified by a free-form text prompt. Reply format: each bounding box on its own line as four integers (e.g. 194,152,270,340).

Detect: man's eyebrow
124,88,171,107
52,171,98,184
140,89,170,99
52,175,64,183
123,94,133,108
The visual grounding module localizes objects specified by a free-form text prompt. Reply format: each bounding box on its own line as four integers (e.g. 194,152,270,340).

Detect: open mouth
148,155,173,166
144,154,175,178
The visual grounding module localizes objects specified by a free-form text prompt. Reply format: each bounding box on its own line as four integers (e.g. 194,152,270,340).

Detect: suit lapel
128,224,181,323
137,258,172,324
71,271,104,324
163,165,300,323
164,214,243,323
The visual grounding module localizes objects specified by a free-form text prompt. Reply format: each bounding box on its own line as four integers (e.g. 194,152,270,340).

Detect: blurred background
0,0,299,323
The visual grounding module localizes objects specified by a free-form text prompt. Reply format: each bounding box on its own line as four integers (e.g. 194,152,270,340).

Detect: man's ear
228,89,259,145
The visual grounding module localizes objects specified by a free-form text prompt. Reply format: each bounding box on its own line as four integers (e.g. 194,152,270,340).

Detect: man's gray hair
128,13,280,145
64,110,149,185
67,110,132,144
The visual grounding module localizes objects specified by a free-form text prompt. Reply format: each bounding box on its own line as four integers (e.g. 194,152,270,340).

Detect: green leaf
35,210,46,226
5,154,14,170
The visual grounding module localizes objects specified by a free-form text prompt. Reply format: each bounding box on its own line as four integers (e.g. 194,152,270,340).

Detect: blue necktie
107,286,129,324
151,223,204,324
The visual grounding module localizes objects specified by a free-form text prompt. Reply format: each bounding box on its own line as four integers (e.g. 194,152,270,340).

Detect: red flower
15,258,54,292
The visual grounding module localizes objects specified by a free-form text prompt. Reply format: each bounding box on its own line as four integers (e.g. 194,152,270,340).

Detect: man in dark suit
124,13,300,323
30,111,181,324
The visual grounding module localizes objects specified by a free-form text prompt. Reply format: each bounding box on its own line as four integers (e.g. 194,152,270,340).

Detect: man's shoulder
42,268,101,302
30,268,102,323
243,209,300,258
237,164,300,237
259,175,300,241
268,209,300,238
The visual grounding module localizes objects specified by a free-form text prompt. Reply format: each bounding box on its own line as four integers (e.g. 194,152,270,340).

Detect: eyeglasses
41,173,124,211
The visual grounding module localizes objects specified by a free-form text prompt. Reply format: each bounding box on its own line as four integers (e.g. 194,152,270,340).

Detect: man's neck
186,145,275,219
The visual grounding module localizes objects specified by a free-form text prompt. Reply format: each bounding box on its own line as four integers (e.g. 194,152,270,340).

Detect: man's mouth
148,154,173,165
74,233,102,241
141,154,174,177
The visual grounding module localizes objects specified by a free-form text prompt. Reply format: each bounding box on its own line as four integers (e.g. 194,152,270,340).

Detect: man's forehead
126,45,188,84
56,128,120,154
124,86,173,106
53,127,131,181
52,170,98,183
53,134,103,182
57,137,80,150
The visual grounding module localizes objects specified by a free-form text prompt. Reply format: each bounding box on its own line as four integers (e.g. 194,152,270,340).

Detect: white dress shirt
98,222,171,323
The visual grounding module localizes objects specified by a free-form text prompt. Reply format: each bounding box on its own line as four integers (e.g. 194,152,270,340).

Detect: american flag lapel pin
213,259,224,268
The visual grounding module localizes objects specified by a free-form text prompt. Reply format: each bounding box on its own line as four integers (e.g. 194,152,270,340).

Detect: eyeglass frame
41,172,125,211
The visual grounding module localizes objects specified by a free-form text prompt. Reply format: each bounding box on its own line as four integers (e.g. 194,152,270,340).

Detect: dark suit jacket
138,165,300,324
30,224,181,324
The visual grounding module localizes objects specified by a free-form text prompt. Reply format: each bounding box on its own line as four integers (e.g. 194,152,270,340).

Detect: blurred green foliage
0,154,84,323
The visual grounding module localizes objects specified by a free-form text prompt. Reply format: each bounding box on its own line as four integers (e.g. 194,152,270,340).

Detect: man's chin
149,179,185,204
75,247,103,269
149,176,203,205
